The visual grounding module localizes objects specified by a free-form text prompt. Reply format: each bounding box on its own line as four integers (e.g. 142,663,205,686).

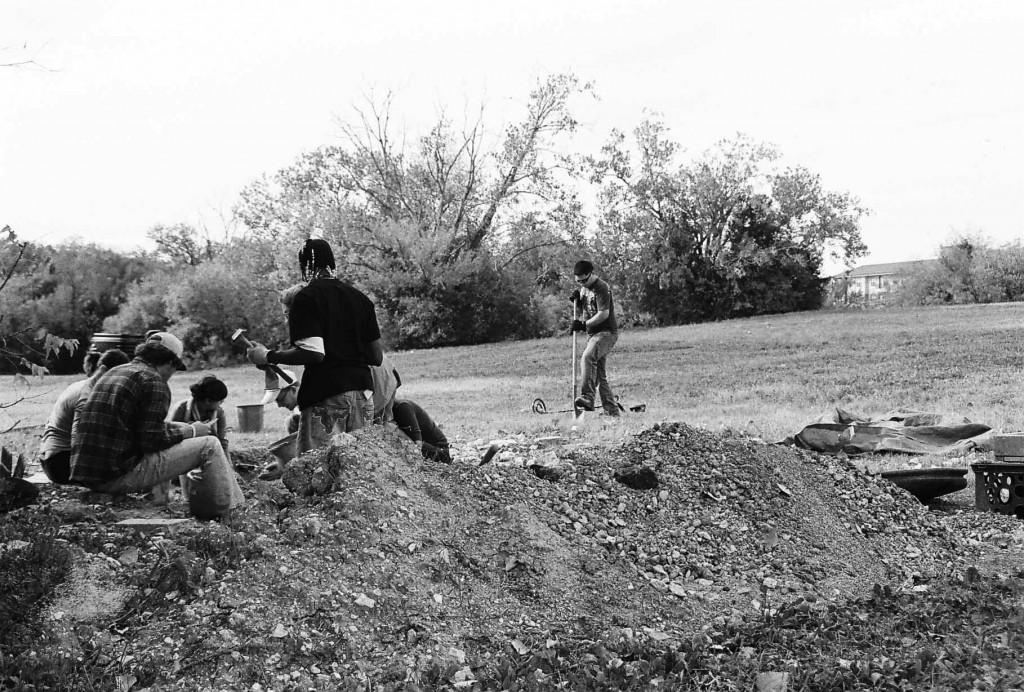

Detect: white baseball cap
145,331,187,370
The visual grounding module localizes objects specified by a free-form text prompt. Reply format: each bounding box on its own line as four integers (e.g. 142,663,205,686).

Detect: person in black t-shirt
247,239,384,455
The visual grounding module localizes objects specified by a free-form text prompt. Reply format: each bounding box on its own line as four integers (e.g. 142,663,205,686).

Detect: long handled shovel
571,298,584,421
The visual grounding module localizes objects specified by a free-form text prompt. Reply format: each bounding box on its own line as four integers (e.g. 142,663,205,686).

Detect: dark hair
82,351,102,376
190,375,228,401
573,260,594,275
98,349,130,370
299,239,336,280
134,341,180,367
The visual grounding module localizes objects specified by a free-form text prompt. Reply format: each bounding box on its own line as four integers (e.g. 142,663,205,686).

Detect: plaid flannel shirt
70,358,188,487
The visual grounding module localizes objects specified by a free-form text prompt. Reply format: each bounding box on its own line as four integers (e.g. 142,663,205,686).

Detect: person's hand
191,421,214,437
246,342,269,366
569,288,581,304
571,319,587,333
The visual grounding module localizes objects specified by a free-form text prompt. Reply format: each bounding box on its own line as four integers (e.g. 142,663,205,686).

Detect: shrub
369,253,546,349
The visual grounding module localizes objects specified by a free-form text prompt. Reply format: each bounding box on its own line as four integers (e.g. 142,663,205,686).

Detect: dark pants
579,331,619,413
41,451,73,485
393,400,450,463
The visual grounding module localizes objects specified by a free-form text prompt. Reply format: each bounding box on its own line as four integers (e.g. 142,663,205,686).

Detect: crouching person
70,332,244,519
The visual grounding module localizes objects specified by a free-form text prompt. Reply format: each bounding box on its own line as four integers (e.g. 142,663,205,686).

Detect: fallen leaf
270,623,288,638
510,639,530,655
354,593,376,608
643,627,670,641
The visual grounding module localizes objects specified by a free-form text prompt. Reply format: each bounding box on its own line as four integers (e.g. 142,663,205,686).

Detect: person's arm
364,299,384,366
136,379,189,453
250,290,326,367
366,339,383,367
216,406,229,455
266,345,323,366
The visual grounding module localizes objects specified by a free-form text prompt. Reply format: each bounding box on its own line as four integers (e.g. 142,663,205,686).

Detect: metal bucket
268,432,298,464
236,404,264,433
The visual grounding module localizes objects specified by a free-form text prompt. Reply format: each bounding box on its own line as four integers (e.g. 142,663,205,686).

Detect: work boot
574,396,595,411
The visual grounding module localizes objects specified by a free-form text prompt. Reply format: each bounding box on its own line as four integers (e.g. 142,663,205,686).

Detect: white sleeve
295,336,324,355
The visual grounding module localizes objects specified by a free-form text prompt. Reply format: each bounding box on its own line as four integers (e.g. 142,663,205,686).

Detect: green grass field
5,302,1024,457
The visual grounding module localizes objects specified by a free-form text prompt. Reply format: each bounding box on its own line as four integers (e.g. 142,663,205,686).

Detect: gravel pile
453,422,1022,623
11,421,1024,688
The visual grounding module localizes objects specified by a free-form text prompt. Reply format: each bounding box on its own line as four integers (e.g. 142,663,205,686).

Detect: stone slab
114,517,191,533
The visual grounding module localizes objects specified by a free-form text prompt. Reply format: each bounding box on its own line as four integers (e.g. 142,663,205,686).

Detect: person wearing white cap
70,331,244,519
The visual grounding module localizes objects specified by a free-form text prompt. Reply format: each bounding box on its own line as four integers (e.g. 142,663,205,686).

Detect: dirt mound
5,422,1023,689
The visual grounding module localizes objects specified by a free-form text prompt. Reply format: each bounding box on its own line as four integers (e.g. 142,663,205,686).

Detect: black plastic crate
972,461,1024,517
88,332,143,354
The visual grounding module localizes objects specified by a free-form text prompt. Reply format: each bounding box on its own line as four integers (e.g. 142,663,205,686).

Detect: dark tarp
785,408,992,456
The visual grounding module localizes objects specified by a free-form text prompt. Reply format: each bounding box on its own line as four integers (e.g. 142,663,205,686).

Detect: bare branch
498,239,569,271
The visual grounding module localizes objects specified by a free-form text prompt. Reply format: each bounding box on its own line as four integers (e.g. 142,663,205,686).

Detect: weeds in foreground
455,568,1024,690
0,514,72,654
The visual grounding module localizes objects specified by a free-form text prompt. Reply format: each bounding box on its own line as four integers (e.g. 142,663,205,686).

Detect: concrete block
992,433,1024,458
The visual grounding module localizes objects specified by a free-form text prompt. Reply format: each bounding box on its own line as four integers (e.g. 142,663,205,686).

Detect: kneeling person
70,332,243,519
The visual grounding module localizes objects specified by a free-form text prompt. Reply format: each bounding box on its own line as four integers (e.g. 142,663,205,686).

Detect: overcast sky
2,0,1022,274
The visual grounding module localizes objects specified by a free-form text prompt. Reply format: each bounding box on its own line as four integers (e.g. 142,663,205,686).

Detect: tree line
3,74,873,374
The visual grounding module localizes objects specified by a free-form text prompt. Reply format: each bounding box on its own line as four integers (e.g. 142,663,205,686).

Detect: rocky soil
2,422,1024,690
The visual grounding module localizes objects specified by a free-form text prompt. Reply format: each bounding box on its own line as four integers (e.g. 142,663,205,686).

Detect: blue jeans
94,437,244,519
579,331,619,412
297,389,374,455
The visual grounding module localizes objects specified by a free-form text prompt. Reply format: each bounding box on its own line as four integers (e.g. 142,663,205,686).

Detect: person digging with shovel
570,259,620,417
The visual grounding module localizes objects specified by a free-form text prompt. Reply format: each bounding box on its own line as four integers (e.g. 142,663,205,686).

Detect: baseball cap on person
145,331,187,370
